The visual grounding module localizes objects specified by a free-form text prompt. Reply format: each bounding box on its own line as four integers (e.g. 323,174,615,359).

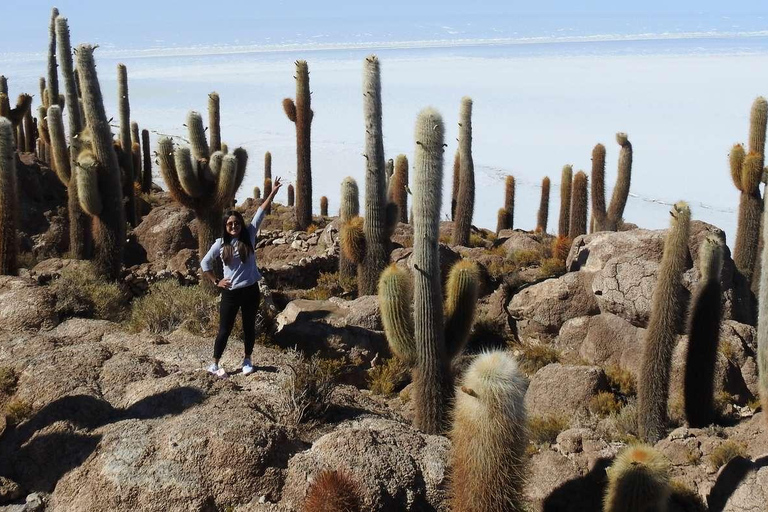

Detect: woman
201,177,283,376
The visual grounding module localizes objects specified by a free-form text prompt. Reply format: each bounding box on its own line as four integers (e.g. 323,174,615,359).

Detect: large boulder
557,313,645,371
524,363,609,418
0,277,57,332
133,204,197,263
282,417,449,511
497,229,549,257
715,456,768,512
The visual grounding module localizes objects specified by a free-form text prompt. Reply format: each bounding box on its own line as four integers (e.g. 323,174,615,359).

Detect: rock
0,476,23,504
0,276,58,332
711,455,768,512
508,272,599,341
526,449,582,509
28,258,91,285
23,492,46,511
525,364,609,418
258,241,338,290
555,428,597,455
133,204,197,262
31,207,68,259
391,244,460,287
282,418,449,511
48,318,120,345
557,313,645,371
497,229,548,257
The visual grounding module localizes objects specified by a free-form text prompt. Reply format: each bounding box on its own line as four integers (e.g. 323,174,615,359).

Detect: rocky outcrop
0,277,58,332
133,204,197,263
524,363,609,418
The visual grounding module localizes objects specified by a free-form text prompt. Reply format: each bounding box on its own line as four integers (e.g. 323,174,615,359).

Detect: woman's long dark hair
221,210,255,265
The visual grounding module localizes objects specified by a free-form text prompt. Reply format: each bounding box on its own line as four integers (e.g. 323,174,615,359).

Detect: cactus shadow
541,457,610,512
707,455,768,512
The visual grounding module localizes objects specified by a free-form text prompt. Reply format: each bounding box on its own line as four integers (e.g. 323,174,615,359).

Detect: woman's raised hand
272,176,284,194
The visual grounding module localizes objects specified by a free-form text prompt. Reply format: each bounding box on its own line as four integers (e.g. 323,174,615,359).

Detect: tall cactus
604,444,671,512
378,107,480,434
0,118,18,275
287,183,294,206
450,351,528,512
46,7,60,110
283,60,313,230
392,154,409,224
638,201,691,443
684,235,724,427
558,165,572,238
263,151,272,214
568,171,588,239
605,133,633,231
116,64,137,227
339,177,360,283
74,45,127,280
453,97,475,246
208,92,221,153
536,176,550,233
590,143,606,232
140,128,152,193
757,178,768,426
451,149,460,221
157,108,248,288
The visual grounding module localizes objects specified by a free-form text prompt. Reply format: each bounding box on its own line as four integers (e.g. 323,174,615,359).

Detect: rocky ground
0,156,765,511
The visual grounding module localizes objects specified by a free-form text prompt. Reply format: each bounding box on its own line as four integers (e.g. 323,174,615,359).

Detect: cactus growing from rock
208,92,221,153
569,171,588,239
392,155,409,224
141,128,152,193
74,45,127,280
263,151,272,214
536,177,550,233
756,177,768,427
287,183,295,206
450,350,528,512
453,97,475,246
283,60,313,230
320,196,328,217
638,201,691,443
495,175,515,233
302,470,362,512
116,64,137,227
558,165,572,238
605,133,633,230
604,444,671,512
339,177,360,283
495,208,508,236
684,235,724,427
0,118,18,275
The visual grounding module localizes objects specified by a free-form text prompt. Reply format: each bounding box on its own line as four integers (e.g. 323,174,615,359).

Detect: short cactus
338,177,360,282
283,60,313,230
453,97,475,246
568,171,588,239
536,177,550,233
320,196,328,217
684,235,724,427
495,208,508,236
392,154,409,224
0,118,18,275
287,183,295,206
638,201,691,443
558,165,572,238
140,128,152,193
449,350,528,512
605,133,633,231
253,186,261,199
302,470,362,512
604,444,671,512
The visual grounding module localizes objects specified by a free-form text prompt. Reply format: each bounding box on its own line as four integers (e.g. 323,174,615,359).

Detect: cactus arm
232,146,248,193
46,105,72,184
174,147,203,199
748,96,768,166
730,144,746,191
208,92,221,153
76,151,103,216
452,97,475,246
443,260,480,360
734,153,764,283
157,136,195,209
187,111,209,162
606,132,633,229
591,144,606,231
0,93,9,118
46,8,60,108
214,154,238,209
55,16,82,136
378,264,417,366
340,216,366,264
283,98,297,122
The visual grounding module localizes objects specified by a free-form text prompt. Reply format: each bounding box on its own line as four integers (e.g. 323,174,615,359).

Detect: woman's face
226,215,242,237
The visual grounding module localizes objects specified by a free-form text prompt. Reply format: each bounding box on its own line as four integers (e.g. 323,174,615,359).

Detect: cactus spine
339,177,360,283
208,92,221,153
591,143,606,231
638,201,691,443
116,64,136,227
392,155,409,224
320,196,328,217
757,169,768,426
74,45,127,280
604,445,671,512
453,97,475,246
0,118,18,275
536,177,550,233
450,351,528,512
684,235,724,427
287,183,295,206
302,470,362,512
263,151,272,214
569,171,588,239
558,165,572,238
283,60,313,230
378,264,416,365
141,128,152,193
605,133,633,230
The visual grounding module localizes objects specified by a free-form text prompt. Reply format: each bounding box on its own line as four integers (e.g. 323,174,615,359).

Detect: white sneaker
242,358,254,375
206,363,219,374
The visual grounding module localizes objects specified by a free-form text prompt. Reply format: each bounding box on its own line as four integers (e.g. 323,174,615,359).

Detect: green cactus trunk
287,184,294,206
117,64,137,227
0,118,18,275
75,45,127,280
141,129,152,193
569,171,588,239
208,92,221,153
451,150,460,221
359,55,390,295
558,165,572,238
504,175,515,231
757,180,768,427
453,97,475,246
604,445,671,512
605,133,633,230
320,196,328,217
393,155,409,224
283,61,312,230
339,177,360,283
263,151,272,214
638,201,690,443
536,177,550,233
46,8,60,111
684,236,724,427
590,144,606,232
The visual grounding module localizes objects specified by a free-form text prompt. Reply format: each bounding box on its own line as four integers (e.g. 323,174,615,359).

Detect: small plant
50,265,130,321
306,223,319,235
709,440,748,469
303,470,363,512
516,344,561,376
306,271,346,300
5,398,33,426
539,257,566,278
282,351,344,425
589,391,623,418
510,249,540,268
605,365,637,397
468,233,486,248
528,415,569,445
0,367,16,395
128,280,218,334
606,399,639,444
367,357,409,395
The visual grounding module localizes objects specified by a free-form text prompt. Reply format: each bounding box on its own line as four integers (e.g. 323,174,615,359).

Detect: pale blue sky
1,1,767,54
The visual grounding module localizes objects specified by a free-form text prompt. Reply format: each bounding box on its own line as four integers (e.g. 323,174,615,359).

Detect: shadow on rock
708,454,768,512
542,457,610,512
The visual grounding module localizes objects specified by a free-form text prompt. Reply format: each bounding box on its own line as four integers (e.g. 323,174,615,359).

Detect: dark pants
213,282,260,360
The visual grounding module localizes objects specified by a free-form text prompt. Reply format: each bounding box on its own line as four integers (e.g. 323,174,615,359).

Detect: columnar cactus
74,45,127,280
568,171,588,239
558,165,572,238
208,92,221,153
302,470,362,512
46,8,60,110
0,93,9,118
385,158,394,199
684,235,724,427
339,177,360,283
22,109,35,153
756,179,768,426
55,17,81,138
495,209,507,236
392,154,409,224
157,108,248,287
0,76,7,95
451,149,460,220
0,118,18,275
605,133,633,230
590,143,606,232
116,64,137,227
130,121,142,185
320,196,328,217
140,128,152,193
494,175,515,233
378,107,480,434
283,60,313,230
536,177,550,233
453,97,475,246
604,445,671,512
287,183,295,206
450,351,528,512
263,151,272,214
253,186,261,199
638,201,691,443
732,97,767,286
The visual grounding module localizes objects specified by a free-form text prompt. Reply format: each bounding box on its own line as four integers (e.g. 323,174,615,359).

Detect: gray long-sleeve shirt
200,208,266,289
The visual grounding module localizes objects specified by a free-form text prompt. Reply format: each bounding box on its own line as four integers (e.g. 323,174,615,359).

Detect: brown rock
0,276,58,332
133,204,197,262
524,363,609,418
497,229,548,257
0,476,23,504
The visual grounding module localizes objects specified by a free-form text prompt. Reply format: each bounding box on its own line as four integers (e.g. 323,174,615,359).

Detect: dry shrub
5,398,33,426
510,249,540,268
516,344,561,376
605,365,637,397
528,415,569,445
709,440,748,469
128,280,218,334
468,233,486,248
589,391,623,418
306,223,319,235
306,271,349,300
0,367,16,396
367,357,410,395
539,257,566,278
282,351,344,425
303,470,362,512
50,264,130,321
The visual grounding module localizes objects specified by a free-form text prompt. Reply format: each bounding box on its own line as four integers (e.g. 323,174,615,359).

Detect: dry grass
281,351,345,425
605,365,637,397
5,398,33,426
709,440,748,469
305,271,352,300
468,233,487,248
306,223,320,235
589,391,623,418
50,265,130,322
368,357,410,395
128,280,218,335
538,257,566,278
0,367,17,396
528,415,569,445
516,344,561,376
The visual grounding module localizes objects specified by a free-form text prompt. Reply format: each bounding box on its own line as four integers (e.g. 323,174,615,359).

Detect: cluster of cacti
589,133,633,232
283,60,313,229
340,56,398,295
638,201,691,443
449,350,528,512
453,97,475,246
732,97,767,288
684,235,724,427
0,118,18,275
302,470,362,512
603,445,671,512
568,171,588,239
320,196,328,217
558,165,572,238
391,155,409,224
157,105,248,287
116,64,137,227
378,107,480,433
263,151,272,214
535,176,550,233
339,177,360,283
496,175,515,234
73,44,127,280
